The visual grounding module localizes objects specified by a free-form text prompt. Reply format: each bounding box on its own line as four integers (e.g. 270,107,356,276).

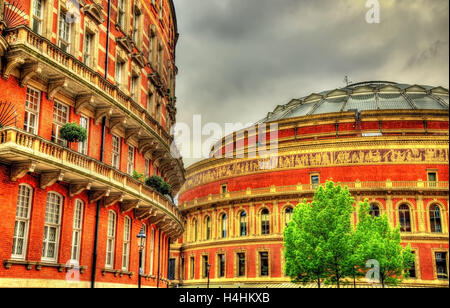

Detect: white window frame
127,145,135,175
70,199,84,262
122,216,131,271
83,32,93,66
149,228,155,275
78,115,89,155
42,192,63,263
112,135,121,169
52,100,69,146
31,0,44,34
24,86,41,134
11,184,33,260
58,10,72,53
145,158,150,178
140,224,147,273
115,60,124,86
117,0,126,29
105,211,117,269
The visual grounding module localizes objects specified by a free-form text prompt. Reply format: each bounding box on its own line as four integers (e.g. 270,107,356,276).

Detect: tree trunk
317,277,321,289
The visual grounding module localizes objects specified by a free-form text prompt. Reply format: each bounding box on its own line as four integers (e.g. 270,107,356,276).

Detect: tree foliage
60,123,87,143
284,181,415,288
145,175,171,196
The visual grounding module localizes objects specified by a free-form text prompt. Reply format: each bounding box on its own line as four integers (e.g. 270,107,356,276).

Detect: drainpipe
91,117,106,289
91,0,111,288
104,0,112,80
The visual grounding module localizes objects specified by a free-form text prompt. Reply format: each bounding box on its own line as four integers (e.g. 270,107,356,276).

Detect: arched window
285,207,293,226
430,205,442,233
261,209,270,235
12,184,33,259
240,211,247,237
105,211,117,268
370,204,380,218
221,214,227,238
205,216,211,240
399,204,412,232
70,199,84,261
42,192,63,262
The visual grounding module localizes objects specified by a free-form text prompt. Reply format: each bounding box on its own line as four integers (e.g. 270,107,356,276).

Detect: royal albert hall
0,0,185,288
173,81,449,288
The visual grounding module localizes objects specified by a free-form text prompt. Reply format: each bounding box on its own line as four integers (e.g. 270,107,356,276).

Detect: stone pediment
82,3,105,25
131,52,146,69
117,36,134,54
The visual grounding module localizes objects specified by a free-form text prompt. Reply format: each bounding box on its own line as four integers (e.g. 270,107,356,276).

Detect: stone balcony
0,127,184,239
1,25,184,194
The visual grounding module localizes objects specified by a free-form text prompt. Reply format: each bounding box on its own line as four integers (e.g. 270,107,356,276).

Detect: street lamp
207,263,211,289
137,227,146,289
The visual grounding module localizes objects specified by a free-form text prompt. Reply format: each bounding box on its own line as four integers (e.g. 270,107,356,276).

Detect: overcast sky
172,0,449,167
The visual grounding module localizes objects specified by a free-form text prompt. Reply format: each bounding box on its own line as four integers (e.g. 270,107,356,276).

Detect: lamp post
137,227,146,289
207,264,211,289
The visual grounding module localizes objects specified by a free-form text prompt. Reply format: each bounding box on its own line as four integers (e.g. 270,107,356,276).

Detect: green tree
354,202,415,288
284,181,354,288
60,123,87,144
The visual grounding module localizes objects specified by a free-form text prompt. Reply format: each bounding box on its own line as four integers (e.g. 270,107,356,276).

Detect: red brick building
0,0,185,287
174,81,449,288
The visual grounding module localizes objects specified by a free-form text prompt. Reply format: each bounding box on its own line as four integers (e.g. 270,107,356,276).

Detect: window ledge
101,268,134,278
3,259,87,273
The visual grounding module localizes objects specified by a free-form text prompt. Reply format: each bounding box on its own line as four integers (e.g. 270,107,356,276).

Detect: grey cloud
173,0,449,166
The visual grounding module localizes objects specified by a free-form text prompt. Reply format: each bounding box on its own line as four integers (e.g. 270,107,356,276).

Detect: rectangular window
83,32,93,66
105,211,116,269
70,199,84,261
122,217,131,271
132,10,140,43
24,86,41,134
260,252,269,277
118,0,125,29
190,257,195,279
51,101,69,146
149,229,155,275
42,192,62,262
428,172,437,187
409,251,416,279
218,254,225,278
311,174,320,189
221,184,228,195
127,146,135,175
131,76,139,101
12,185,33,260
436,252,448,280
115,61,124,86
112,135,121,169
238,253,245,277
145,159,150,178
168,259,176,281
32,0,44,34
78,116,89,155
202,255,209,278
58,11,71,53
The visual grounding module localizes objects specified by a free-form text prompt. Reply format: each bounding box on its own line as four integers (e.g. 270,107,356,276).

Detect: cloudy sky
172,0,449,167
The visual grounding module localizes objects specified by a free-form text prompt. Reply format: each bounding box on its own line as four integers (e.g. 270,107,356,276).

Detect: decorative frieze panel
183,147,449,191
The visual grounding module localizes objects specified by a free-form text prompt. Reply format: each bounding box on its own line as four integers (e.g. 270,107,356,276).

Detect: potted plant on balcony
60,122,87,148
145,175,172,200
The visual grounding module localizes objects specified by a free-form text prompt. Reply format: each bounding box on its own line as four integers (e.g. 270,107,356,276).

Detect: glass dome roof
258,81,449,124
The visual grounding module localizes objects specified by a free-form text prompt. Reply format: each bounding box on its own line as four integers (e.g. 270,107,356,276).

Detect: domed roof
258,81,449,124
